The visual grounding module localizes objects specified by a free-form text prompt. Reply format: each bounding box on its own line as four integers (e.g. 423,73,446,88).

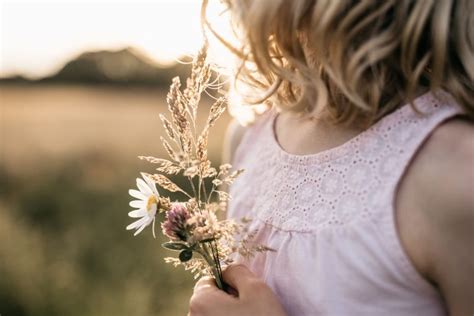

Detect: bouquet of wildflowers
126,46,272,290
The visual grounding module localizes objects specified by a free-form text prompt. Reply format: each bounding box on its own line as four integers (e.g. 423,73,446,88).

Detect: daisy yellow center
146,195,158,213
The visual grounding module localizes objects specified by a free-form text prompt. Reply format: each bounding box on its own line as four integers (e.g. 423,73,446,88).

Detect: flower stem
212,266,225,290
197,244,226,291
197,177,202,204
188,176,198,199
202,179,208,202
207,184,215,204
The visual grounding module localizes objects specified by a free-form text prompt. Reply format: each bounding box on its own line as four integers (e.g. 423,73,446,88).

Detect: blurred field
0,84,231,316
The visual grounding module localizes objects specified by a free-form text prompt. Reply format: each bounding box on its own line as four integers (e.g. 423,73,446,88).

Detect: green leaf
162,242,189,251
179,249,193,262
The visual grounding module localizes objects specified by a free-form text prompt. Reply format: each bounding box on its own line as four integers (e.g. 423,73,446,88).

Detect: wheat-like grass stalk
129,45,273,291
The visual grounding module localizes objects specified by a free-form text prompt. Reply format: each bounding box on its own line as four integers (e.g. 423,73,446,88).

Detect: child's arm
219,119,247,194
222,119,247,166
396,118,474,315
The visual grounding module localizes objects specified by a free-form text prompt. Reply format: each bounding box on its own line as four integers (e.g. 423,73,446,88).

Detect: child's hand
188,265,287,316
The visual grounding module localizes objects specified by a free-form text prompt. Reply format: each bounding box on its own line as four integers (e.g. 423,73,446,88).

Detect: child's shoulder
396,117,474,312
222,119,248,165
404,117,474,216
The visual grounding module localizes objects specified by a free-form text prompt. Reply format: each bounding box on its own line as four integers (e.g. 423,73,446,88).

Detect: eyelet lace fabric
229,91,460,233
227,91,462,316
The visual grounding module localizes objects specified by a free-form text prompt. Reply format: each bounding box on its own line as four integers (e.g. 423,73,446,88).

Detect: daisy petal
137,178,153,195
129,200,145,208
133,223,148,236
128,209,146,218
129,189,146,200
142,173,159,196
126,217,148,230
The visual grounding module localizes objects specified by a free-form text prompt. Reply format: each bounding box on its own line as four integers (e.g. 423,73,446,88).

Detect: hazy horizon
0,0,231,79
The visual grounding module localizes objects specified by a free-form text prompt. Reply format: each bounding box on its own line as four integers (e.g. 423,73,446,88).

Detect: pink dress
227,91,462,315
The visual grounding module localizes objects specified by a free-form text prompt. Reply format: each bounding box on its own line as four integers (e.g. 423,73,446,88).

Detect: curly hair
204,0,473,127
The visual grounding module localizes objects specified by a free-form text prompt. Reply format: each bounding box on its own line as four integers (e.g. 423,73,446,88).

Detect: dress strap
374,91,463,295
374,91,463,206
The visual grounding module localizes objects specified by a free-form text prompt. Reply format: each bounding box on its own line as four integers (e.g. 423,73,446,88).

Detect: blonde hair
204,0,474,127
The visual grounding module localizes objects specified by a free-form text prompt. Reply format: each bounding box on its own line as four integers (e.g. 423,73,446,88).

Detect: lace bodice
227,91,462,315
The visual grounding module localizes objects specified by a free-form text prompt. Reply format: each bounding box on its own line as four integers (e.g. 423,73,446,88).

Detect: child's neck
274,110,365,156
273,88,432,156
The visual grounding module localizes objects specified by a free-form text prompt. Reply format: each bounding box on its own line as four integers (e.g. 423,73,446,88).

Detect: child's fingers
222,264,256,295
193,276,216,293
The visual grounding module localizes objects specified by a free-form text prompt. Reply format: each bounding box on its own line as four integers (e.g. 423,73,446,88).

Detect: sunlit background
0,1,234,315
0,0,232,78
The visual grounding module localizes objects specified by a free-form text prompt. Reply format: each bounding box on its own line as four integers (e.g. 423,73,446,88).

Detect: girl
189,1,473,315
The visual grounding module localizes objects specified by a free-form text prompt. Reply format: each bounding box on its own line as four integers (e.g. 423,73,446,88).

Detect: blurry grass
0,85,231,315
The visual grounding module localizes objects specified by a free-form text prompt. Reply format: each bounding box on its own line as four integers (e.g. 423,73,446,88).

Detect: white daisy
127,173,160,237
